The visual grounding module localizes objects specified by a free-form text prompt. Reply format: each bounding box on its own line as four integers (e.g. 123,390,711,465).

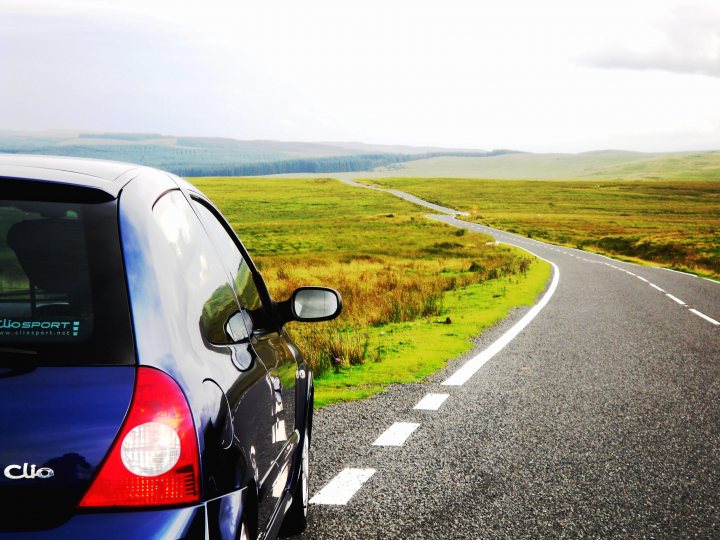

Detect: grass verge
314,254,550,407
189,176,550,406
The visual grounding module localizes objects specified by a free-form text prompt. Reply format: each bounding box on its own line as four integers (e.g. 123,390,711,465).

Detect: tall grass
257,251,532,378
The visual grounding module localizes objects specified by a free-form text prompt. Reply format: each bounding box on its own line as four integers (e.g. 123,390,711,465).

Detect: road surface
299,182,720,538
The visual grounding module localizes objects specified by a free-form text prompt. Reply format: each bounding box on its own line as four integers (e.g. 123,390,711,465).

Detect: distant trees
0,133,518,176
175,153,416,176
172,152,520,177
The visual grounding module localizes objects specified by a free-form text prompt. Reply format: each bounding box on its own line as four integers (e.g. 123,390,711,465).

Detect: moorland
191,176,550,406
362,178,720,278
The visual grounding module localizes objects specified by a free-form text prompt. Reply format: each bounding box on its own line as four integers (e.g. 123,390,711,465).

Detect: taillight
79,367,200,508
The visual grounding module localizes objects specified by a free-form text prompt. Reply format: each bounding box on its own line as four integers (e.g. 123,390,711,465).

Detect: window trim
187,194,279,333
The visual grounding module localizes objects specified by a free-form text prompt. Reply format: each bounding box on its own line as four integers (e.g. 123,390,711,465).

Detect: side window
190,199,266,331
153,191,241,345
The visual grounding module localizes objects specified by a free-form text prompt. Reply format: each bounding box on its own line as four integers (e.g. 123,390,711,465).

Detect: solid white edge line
372,422,420,446
309,468,376,505
650,283,666,292
662,267,699,277
442,246,560,386
637,276,649,282
413,393,450,410
689,309,720,326
666,293,686,305
703,277,720,285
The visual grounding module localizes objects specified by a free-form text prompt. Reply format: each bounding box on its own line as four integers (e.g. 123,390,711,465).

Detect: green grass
313,257,550,407
189,176,551,405
361,178,720,277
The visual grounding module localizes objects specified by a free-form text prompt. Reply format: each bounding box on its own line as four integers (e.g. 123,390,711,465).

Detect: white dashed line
372,422,420,446
309,468,376,505
689,309,720,326
413,393,450,411
650,283,666,292
443,250,560,386
565,250,715,322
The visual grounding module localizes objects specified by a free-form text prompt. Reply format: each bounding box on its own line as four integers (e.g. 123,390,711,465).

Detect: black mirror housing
276,286,343,325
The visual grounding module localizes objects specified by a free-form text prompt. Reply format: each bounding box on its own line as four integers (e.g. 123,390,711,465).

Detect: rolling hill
0,130,497,176
1,130,718,180
368,150,720,180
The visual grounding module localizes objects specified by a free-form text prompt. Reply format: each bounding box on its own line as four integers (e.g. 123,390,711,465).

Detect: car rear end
0,176,207,539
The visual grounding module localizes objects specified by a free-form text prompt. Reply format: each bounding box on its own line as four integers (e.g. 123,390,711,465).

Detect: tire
278,427,310,537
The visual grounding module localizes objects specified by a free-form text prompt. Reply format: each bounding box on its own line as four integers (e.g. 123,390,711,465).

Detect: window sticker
0,317,89,341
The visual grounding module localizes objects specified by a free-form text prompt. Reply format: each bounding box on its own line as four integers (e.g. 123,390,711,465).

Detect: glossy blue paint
0,506,204,539
0,368,134,530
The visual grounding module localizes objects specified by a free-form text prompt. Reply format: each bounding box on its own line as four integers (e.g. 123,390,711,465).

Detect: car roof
0,154,148,197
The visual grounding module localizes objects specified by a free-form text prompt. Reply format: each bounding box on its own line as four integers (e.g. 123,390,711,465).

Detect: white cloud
581,5,720,78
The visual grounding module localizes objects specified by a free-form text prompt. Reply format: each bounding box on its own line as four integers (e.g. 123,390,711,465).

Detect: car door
189,197,299,521
148,190,277,498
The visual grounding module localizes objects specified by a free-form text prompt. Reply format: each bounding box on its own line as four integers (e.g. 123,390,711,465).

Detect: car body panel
1,506,205,540
0,367,134,531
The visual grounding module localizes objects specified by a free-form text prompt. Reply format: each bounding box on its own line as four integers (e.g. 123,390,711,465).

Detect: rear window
0,180,134,365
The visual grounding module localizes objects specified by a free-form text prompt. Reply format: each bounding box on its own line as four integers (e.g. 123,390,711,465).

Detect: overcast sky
2,0,719,152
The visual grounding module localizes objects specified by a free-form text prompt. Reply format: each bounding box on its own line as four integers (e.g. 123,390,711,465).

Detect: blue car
0,155,342,539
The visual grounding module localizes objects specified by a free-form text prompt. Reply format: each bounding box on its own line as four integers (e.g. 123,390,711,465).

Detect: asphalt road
298,183,720,539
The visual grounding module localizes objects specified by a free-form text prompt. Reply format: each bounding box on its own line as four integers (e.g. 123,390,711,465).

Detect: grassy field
313,260,549,406
361,178,720,277
190,177,551,405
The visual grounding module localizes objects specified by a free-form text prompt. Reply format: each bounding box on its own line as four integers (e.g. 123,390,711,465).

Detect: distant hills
1,130,717,180
366,150,720,180
0,130,508,176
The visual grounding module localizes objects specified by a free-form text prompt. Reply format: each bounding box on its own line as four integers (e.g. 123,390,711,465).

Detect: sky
2,0,720,152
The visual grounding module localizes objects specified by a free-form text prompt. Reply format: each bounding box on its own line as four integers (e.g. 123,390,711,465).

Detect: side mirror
277,287,343,324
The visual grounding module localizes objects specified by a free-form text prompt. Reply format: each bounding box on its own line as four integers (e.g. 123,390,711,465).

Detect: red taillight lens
79,367,200,507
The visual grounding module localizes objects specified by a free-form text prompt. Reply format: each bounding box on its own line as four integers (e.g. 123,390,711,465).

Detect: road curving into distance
299,178,720,538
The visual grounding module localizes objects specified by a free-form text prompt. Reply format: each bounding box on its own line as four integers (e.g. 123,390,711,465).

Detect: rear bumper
0,488,246,540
